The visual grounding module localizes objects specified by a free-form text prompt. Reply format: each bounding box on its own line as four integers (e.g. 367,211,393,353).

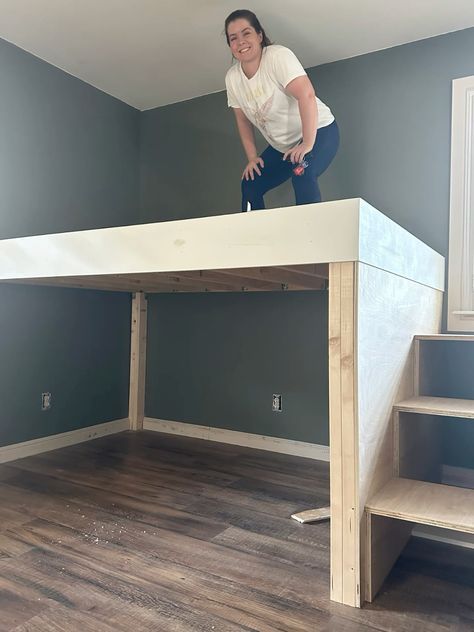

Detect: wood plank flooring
0,431,473,631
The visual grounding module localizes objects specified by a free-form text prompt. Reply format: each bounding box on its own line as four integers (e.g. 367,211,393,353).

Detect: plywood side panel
357,262,443,602
359,200,444,291
129,292,147,431
357,265,442,506
365,514,412,602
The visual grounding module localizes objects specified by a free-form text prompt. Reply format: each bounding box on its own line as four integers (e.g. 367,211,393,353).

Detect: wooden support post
329,262,359,607
129,291,147,431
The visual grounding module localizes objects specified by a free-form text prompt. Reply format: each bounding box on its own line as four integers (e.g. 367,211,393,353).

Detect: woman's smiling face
227,18,263,64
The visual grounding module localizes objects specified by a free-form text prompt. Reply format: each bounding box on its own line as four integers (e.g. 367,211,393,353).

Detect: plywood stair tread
366,478,474,534
395,395,474,418
415,334,474,341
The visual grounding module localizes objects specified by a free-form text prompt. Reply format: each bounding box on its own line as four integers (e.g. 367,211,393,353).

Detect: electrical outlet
272,394,282,412
41,392,52,411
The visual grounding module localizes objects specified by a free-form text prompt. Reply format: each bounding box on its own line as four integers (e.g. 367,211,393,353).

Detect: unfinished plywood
364,513,412,603
415,334,474,341
395,396,474,418
366,478,474,533
357,263,442,504
358,200,444,291
356,262,442,603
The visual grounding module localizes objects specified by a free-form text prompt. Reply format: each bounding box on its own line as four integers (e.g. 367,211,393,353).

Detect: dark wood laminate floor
0,431,473,631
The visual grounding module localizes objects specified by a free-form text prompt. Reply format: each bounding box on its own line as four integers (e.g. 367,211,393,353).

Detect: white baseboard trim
0,418,129,464
143,417,330,461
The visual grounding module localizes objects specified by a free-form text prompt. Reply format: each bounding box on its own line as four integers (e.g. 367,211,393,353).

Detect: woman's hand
283,142,313,164
242,156,264,180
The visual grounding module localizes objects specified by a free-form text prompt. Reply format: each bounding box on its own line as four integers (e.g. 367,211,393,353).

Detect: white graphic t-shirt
225,45,334,153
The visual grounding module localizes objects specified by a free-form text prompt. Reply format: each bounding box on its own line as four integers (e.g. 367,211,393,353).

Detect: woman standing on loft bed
224,9,339,211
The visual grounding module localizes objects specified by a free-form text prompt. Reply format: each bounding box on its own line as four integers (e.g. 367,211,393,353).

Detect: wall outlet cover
272,394,282,412
41,392,52,411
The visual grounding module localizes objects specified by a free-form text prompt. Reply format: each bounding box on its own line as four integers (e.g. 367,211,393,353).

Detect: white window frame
448,75,474,332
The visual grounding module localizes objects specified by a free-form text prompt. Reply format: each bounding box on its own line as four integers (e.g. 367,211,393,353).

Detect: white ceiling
1,0,474,111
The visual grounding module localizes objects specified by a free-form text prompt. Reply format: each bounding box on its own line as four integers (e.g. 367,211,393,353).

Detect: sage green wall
141,28,474,456
418,341,474,469
0,38,139,447
145,292,329,445
0,38,139,238
0,286,130,447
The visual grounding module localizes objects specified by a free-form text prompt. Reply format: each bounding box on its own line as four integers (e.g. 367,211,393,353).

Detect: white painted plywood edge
0,418,129,463
0,199,361,280
358,200,445,291
143,417,330,461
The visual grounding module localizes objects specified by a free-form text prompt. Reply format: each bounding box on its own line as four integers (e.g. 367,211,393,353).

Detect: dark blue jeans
241,120,339,211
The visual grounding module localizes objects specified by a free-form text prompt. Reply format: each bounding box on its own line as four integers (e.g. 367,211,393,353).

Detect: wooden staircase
364,334,474,601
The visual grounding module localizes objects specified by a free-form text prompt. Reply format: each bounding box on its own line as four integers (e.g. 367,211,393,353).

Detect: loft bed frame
0,198,445,607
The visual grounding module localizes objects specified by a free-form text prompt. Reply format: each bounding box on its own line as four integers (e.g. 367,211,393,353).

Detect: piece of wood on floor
291,506,330,524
